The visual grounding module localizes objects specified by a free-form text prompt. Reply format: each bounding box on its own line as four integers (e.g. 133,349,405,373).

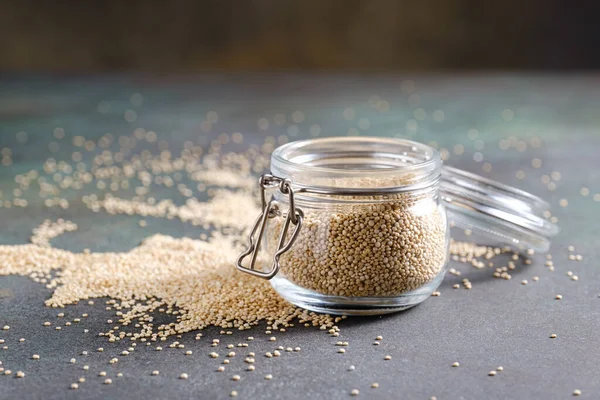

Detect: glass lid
440,166,559,252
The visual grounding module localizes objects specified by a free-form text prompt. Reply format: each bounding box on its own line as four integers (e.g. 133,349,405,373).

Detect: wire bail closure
236,174,304,279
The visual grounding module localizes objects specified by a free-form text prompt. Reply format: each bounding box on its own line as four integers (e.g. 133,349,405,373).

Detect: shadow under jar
237,137,450,315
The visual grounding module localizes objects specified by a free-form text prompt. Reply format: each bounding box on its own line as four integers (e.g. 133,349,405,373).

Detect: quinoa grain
271,192,447,297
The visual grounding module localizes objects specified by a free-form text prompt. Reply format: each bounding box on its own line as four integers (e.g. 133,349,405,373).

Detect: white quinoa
0,228,336,339
0,130,570,393
270,192,447,297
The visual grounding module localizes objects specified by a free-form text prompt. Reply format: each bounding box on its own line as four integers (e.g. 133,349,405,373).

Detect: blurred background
1,0,599,73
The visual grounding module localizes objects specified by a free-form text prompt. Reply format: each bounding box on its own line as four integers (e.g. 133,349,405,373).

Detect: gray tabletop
0,74,599,400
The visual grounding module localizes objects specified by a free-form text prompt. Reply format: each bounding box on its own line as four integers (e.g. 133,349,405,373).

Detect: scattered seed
489,371,497,376
152,370,160,376
232,375,240,381
550,334,557,339
452,362,460,367
351,389,360,396
179,373,189,380
32,354,40,360
70,383,79,390
384,355,392,360
371,383,379,388
573,389,582,396
265,374,273,380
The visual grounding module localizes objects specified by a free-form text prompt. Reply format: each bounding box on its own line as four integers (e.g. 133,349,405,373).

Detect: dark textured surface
0,74,599,399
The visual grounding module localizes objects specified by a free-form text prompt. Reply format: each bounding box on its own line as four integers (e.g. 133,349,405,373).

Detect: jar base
270,272,445,316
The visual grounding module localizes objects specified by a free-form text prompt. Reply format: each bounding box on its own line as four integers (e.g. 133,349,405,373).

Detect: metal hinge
236,174,303,279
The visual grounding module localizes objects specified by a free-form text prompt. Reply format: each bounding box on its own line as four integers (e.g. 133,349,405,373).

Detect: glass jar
237,137,558,315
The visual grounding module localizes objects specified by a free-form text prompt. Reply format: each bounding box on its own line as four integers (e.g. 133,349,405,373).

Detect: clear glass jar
237,137,558,315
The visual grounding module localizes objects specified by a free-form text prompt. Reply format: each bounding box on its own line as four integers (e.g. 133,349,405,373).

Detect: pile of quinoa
0,229,337,339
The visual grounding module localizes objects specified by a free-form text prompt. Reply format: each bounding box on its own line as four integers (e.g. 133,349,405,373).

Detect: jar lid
440,166,559,252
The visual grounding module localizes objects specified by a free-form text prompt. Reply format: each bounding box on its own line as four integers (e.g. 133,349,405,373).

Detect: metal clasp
236,174,304,279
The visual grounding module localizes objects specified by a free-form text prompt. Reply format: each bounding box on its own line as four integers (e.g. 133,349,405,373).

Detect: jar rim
271,137,441,191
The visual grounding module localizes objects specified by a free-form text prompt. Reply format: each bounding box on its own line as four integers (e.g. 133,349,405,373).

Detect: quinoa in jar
237,137,558,315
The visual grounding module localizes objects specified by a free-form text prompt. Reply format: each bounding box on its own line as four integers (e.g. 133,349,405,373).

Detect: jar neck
273,182,441,207
270,137,442,196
